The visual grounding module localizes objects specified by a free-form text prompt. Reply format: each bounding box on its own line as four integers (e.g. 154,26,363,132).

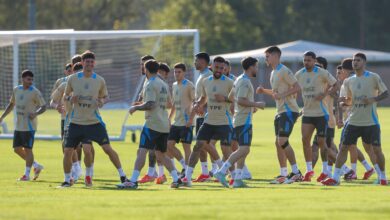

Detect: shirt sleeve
342,79,352,98
64,76,73,96
144,83,157,103
236,81,249,98
35,90,46,106
375,75,388,94
200,79,207,98
188,83,195,101
324,70,337,86
98,78,109,98
283,70,298,86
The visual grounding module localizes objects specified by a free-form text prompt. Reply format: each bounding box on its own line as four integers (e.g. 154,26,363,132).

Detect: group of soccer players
0,45,388,189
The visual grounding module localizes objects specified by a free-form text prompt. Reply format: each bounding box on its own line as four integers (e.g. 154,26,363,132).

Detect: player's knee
193,141,203,152
241,147,250,156
339,144,349,152
279,140,290,149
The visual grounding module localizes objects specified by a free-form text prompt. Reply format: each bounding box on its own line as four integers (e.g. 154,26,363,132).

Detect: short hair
21,69,34,78
213,56,225,64
65,63,72,70
224,59,231,66
144,59,159,74
241,56,258,70
337,65,342,70
316,56,328,69
341,58,353,70
81,50,95,60
354,52,367,61
174,63,186,72
141,55,155,62
195,52,210,64
71,55,82,65
72,62,83,72
158,62,170,73
265,46,282,57
303,51,316,59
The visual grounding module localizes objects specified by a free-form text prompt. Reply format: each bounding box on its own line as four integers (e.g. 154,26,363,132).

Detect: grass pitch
0,108,390,220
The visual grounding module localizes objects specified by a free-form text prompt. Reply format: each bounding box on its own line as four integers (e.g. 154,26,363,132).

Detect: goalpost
0,29,200,141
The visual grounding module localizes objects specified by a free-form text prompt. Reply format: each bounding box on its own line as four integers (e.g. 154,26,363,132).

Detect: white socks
328,165,333,176
179,159,186,170
333,168,341,182
147,167,155,177
170,170,179,182
25,166,31,177
32,161,40,169
117,168,125,177
306,162,313,172
64,173,71,183
86,167,93,177
130,170,140,182
291,164,299,174
234,169,242,180
322,161,328,175
201,162,209,175
361,160,372,171
218,161,232,174
185,166,194,181
351,163,357,172
158,165,165,177
280,167,288,177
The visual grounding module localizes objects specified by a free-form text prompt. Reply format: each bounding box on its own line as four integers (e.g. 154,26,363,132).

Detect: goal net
0,29,199,141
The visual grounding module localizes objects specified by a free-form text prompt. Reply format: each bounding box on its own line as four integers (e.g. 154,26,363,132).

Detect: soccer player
257,46,302,184
223,59,236,81
158,62,171,81
61,50,127,187
295,51,337,182
214,56,264,188
50,62,84,182
310,57,339,181
192,52,223,183
0,70,46,181
52,63,72,94
322,53,388,186
167,63,195,180
183,56,234,187
336,58,377,181
136,55,160,184
118,59,182,189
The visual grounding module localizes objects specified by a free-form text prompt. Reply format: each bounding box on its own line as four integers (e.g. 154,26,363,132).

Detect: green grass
1,108,390,220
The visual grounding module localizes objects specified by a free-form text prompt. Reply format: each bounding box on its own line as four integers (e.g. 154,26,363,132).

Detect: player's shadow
92,186,159,191
92,178,120,183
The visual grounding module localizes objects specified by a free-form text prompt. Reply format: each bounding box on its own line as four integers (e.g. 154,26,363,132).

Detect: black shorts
196,117,204,134
342,124,381,146
61,120,65,139
139,127,168,152
274,112,299,137
197,123,233,145
302,116,328,137
168,126,193,144
13,131,35,149
64,123,110,148
232,124,252,146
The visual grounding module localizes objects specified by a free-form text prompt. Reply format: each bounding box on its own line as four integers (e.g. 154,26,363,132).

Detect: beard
213,72,222,79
